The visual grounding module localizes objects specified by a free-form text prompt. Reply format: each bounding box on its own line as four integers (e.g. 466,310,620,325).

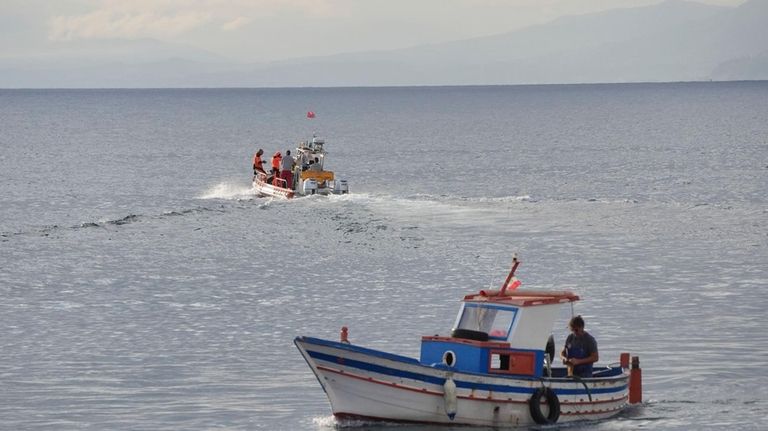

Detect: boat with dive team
294,257,642,427
252,135,349,199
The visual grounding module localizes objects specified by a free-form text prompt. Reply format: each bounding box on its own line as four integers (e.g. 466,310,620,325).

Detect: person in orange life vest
269,151,282,186
271,151,282,173
280,149,295,189
252,149,265,176
560,315,598,377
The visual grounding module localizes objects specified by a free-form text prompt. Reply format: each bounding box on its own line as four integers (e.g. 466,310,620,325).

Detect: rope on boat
570,375,593,402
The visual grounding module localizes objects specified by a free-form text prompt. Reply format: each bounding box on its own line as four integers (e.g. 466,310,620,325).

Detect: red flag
306,111,315,118
505,278,521,291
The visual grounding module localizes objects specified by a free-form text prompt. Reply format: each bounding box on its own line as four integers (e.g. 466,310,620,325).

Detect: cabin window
456,303,517,340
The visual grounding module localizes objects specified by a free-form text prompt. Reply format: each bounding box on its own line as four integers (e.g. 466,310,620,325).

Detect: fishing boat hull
295,336,630,427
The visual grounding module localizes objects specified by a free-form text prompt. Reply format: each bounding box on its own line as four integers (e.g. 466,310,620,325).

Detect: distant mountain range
1,0,766,88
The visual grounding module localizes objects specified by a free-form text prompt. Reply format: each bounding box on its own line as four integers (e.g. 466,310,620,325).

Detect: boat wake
310,416,336,428
311,415,402,429
0,207,227,239
198,180,258,200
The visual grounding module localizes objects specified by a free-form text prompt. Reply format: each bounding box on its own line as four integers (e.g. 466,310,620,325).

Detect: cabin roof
462,289,579,307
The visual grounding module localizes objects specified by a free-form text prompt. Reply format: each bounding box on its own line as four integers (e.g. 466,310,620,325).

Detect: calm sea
1,83,767,430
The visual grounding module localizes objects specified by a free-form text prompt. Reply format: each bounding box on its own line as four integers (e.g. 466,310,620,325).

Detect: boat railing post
629,356,642,404
620,352,630,368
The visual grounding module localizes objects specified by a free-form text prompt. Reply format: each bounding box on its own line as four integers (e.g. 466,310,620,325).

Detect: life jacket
271,152,281,170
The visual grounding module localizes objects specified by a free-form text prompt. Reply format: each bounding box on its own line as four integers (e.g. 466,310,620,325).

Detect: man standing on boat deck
271,151,282,173
280,149,295,190
270,151,282,185
560,315,599,378
253,149,265,177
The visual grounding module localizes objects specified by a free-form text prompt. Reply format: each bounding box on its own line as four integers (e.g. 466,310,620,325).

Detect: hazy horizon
1,0,747,63
2,0,763,88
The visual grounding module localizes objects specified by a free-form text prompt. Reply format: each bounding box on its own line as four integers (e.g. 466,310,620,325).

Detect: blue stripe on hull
300,339,627,397
298,336,421,364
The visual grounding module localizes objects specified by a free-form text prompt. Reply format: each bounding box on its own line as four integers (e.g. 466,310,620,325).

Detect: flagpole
500,255,521,294
306,111,316,141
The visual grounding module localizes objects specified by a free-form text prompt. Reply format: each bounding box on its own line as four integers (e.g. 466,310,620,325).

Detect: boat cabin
297,137,326,170
420,290,579,377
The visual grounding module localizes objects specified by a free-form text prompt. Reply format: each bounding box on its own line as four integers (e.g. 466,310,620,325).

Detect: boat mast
500,254,521,294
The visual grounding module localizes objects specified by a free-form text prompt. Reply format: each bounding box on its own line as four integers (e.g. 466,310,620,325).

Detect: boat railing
272,177,289,188
255,172,290,189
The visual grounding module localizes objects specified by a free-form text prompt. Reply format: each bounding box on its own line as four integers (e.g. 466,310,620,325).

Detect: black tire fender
529,386,560,424
450,328,489,342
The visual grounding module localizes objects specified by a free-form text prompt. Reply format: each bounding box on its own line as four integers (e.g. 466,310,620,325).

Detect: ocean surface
1,83,767,430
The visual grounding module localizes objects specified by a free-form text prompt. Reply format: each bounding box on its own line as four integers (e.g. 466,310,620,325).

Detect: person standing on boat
560,315,598,378
270,151,282,186
253,149,265,177
280,149,295,190
271,151,282,173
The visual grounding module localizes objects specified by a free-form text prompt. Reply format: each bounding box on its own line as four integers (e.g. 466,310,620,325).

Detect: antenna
486,254,500,290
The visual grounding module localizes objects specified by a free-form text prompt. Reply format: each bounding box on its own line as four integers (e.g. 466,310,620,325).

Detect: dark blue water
1,83,767,430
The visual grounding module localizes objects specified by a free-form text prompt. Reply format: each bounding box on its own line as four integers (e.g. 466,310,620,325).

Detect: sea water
1,83,767,430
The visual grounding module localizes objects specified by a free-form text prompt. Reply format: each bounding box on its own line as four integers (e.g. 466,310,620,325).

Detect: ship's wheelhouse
420,290,579,376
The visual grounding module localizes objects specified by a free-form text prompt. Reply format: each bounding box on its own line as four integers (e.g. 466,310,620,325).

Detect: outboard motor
334,179,349,194
303,179,318,195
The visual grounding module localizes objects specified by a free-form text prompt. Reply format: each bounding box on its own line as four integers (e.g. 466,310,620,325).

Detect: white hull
252,176,294,199
251,174,348,199
295,336,629,427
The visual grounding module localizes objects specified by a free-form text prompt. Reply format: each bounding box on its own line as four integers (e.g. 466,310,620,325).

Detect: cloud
221,16,252,32
49,10,211,40
48,0,334,41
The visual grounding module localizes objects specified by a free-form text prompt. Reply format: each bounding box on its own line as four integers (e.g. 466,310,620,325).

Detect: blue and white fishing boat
295,258,642,427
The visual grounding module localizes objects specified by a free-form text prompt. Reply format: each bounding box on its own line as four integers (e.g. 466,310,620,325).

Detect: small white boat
253,136,349,199
295,258,642,427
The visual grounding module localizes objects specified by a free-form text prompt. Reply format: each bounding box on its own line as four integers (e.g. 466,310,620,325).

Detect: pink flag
306,111,315,118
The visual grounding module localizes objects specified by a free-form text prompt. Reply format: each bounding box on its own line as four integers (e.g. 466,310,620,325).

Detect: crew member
253,149,265,176
271,151,282,173
280,149,295,189
560,315,599,378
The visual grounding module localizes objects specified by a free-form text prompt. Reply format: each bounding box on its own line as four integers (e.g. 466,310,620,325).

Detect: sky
0,0,748,63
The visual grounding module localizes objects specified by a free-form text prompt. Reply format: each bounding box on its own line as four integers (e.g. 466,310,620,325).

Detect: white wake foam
198,181,256,200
